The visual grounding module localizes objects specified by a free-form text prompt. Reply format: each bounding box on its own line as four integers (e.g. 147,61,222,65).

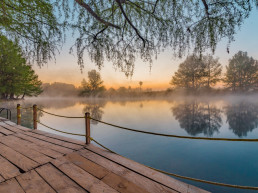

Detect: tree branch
92,26,108,43
115,0,146,47
201,0,210,18
152,0,159,14
74,0,121,29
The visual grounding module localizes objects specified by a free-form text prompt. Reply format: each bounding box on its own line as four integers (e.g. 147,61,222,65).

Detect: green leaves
79,69,105,96
0,0,61,65
170,54,222,91
0,35,42,99
224,51,258,91
1,0,257,76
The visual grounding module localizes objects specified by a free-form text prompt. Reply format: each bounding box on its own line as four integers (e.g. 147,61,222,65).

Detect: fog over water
0,95,258,193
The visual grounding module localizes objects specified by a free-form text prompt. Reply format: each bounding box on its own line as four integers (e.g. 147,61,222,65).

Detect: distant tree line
0,35,42,100
78,70,151,98
170,51,258,92
41,83,79,97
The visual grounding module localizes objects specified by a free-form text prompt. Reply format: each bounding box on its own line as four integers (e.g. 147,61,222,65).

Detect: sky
33,10,258,90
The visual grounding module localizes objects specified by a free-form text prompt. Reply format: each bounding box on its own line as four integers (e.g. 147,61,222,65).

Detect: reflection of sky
33,10,258,90
11,97,258,193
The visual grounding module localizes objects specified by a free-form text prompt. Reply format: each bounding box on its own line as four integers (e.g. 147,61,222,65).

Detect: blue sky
34,9,258,90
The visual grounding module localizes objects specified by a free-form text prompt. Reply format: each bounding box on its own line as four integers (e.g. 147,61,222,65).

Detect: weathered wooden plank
0,143,38,171
0,178,25,193
16,170,56,193
0,133,4,137
65,152,110,179
32,129,85,145
0,155,21,179
0,122,24,133
3,120,16,125
64,152,149,193
36,163,87,193
79,149,177,193
15,132,73,154
0,125,14,135
0,135,52,164
8,135,63,159
52,157,119,193
86,145,209,193
24,131,83,150
0,117,8,122
102,172,150,193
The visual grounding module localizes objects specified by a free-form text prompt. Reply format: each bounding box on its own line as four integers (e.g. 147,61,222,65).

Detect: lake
1,95,258,193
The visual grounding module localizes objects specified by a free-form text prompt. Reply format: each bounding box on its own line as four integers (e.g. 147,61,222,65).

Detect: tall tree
1,1,257,75
224,51,258,91
170,54,222,91
170,55,206,91
0,35,42,99
79,70,105,96
203,55,222,88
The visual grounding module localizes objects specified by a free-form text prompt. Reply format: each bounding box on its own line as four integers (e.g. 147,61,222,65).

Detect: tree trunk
9,93,15,99
21,93,25,99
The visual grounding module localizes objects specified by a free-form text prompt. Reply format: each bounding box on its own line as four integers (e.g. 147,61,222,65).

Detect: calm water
1,96,258,193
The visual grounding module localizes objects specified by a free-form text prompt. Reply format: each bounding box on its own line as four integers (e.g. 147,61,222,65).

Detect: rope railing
37,108,85,119
21,107,33,110
14,105,258,142
0,108,12,120
13,104,258,191
37,121,85,136
90,117,258,142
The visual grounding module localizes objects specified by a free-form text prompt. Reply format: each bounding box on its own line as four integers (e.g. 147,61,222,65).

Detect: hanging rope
89,137,258,190
37,121,85,136
20,107,33,110
90,117,258,142
37,108,85,119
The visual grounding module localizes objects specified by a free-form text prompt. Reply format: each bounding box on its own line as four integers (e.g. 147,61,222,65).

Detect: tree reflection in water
171,101,222,136
225,102,258,137
82,101,106,125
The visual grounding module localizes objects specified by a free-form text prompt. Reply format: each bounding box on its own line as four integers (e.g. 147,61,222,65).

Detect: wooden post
85,112,90,144
17,104,21,125
33,105,37,130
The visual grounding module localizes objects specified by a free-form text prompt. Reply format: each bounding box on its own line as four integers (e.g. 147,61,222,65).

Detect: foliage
0,35,42,99
202,55,222,88
0,0,61,65
1,0,258,75
170,54,222,91
79,70,105,96
224,51,258,91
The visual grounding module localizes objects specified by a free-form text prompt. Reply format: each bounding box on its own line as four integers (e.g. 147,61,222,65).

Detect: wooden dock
0,117,209,193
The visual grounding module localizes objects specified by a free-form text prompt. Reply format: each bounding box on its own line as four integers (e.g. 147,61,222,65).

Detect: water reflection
225,102,258,137
172,101,222,136
82,101,106,124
